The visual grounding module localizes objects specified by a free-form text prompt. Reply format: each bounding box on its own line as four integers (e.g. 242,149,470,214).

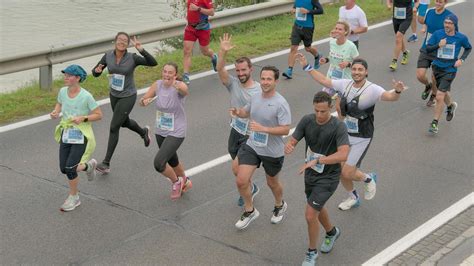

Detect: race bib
156,111,175,131
306,148,325,174
295,8,307,21
62,128,84,144
394,7,407,19
330,66,343,79
231,117,250,135
251,131,268,147
109,74,125,91
344,115,359,133
437,44,455,60
424,32,432,46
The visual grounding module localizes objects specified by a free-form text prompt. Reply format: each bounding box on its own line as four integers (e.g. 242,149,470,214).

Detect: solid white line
362,192,474,266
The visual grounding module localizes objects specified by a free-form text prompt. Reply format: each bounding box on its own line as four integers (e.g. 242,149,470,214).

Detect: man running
282,0,324,79
216,33,261,206
408,0,431,42
387,0,415,71
296,54,407,211
426,15,471,134
417,0,454,107
183,0,217,84
338,0,368,49
285,91,350,266
230,66,291,230
407,0,420,42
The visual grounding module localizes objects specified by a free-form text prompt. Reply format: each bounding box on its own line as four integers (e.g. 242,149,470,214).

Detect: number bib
394,7,407,19
424,32,432,46
109,74,125,91
437,44,455,59
231,117,250,135
330,66,343,79
251,131,269,147
62,128,84,144
306,148,325,174
344,115,359,133
156,111,175,131
295,8,307,21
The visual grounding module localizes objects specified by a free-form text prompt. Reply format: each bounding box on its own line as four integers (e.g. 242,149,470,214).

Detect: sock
275,201,284,208
364,173,372,183
350,190,359,199
288,66,293,71
433,119,439,124
403,50,408,54
315,53,320,60
84,163,89,171
327,227,337,236
392,58,398,62
246,208,255,214
308,248,317,253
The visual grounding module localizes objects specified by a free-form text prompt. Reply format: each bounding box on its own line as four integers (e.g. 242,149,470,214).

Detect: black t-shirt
292,115,349,184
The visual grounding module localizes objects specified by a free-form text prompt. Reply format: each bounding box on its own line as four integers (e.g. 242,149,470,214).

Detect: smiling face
444,19,455,34
115,33,130,52
260,70,277,93
235,61,252,84
332,23,347,39
435,0,447,12
351,63,368,83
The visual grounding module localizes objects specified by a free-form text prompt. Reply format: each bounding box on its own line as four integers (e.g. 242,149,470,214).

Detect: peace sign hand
130,36,143,52
95,64,105,74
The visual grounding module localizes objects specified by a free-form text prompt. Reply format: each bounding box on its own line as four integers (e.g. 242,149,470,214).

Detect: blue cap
61,64,87,83
445,14,459,31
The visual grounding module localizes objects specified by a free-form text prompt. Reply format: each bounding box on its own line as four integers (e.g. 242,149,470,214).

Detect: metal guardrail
0,0,334,90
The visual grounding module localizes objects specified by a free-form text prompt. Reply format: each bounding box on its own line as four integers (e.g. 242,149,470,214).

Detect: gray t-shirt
154,80,186,138
293,115,349,184
332,79,385,110
244,91,292,157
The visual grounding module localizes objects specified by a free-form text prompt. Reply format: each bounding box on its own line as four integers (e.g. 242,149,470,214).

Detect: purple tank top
155,80,187,138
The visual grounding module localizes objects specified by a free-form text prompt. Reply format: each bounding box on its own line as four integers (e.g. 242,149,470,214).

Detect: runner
183,0,217,84
50,64,103,211
296,54,407,211
230,66,291,230
338,0,368,49
407,0,420,42
139,63,192,199
282,0,324,79
216,33,261,206
426,15,471,134
285,91,350,266
387,0,414,71
417,0,454,107
409,0,431,43
92,32,157,174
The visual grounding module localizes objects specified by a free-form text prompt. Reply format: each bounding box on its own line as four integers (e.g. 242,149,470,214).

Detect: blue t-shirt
57,87,99,121
294,0,316,28
427,29,472,73
420,8,454,52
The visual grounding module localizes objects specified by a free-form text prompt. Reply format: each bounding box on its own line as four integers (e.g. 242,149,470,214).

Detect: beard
238,74,250,84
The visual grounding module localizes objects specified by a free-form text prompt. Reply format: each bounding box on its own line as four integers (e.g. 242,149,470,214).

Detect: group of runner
48,0,470,265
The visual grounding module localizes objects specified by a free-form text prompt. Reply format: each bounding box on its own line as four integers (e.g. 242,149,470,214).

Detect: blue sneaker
320,227,341,253
282,68,293,79
407,34,418,42
237,183,259,207
302,250,318,266
211,54,218,72
314,54,321,70
183,73,190,85
364,173,377,200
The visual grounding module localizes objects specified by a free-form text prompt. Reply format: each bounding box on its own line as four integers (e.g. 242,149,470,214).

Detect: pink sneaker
170,177,183,200
182,176,193,193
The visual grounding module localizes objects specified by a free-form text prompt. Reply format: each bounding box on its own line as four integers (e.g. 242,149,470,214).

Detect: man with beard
296,54,407,211
216,33,261,206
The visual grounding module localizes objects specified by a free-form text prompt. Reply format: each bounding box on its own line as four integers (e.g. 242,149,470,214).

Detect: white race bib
109,74,125,91
62,128,84,144
156,111,175,131
344,115,359,133
306,148,325,174
394,7,407,19
231,117,250,135
295,8,307,21
437,44,455,59
251,131,268,147
425,32,432,46
330,66,343,79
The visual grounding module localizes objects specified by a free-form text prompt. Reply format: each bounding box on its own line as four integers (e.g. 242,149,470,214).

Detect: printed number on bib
306,148,325,174
330,67,343,79
344,116,359,133
62,128,84,144
231,117,250,135
156,111,175,131
251,131,268,147
437,44,455,60
109,74,125,91
295,8,307,21
394,7,406,19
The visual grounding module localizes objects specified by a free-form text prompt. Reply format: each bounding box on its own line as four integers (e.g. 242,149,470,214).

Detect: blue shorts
417,4,429,17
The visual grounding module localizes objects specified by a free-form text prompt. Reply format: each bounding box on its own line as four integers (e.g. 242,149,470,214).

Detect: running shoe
401,50,410,65
211,54,218,72
314,53,321,70
302,250,318,266
282,68,293,79
421,83,432,100
338,196,360,211
96,162,110,174
60,194,80,212
320,227,341,253
237,183,259,207
407,34,418,42
389,60,398,71
143,125,151,147
235,208,260,230
446,102,458,121
429,121,439,134
182,176,193,193
170,177,183,200
183,73,190,85
86,158,97,181
426,94,436,107
270,201,287,224
364,173,377,200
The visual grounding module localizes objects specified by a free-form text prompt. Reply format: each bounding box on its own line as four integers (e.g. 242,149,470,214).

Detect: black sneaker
426,94,436,107
96,162,110,174
446,102,458,121
421,83,432,100
143,126,151,147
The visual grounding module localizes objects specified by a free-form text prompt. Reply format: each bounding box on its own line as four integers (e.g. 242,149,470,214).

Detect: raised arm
296,53,334,89
217,33,235,86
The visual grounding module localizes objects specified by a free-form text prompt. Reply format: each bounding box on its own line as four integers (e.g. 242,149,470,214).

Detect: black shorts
237,144,284,177
305,175,339,211
290,24,314,47
228,128,248,160
432,65,456,92
392,18,411,34
417,51,436,69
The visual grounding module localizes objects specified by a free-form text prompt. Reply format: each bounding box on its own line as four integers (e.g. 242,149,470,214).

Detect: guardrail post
39,65,53,91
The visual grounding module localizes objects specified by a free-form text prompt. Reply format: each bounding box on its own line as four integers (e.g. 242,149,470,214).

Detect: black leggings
154,134,184,173
104,94,145,163
59,137,88,180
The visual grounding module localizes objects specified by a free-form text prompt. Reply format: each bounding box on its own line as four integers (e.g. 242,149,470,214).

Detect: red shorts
184,26,211,46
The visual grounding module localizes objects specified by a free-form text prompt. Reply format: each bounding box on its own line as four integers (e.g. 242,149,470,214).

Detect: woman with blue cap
50,64,103,211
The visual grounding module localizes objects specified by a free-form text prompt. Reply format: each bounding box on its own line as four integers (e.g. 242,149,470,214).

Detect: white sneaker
302,250,318,266
86,159,97,181
60,194,80,212
338,197,360,211
235,208,260,230
271,201,287,224
364,173,377,200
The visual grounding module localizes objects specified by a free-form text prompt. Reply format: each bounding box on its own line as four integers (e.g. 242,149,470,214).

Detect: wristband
303,64,314,72
395,90,401,94
324,57,330,63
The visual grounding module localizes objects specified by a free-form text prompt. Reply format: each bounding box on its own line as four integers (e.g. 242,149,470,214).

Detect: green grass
0,0,392,125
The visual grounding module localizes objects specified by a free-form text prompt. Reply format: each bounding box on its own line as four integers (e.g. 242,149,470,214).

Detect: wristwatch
198,7,202,12
84,116,89,122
